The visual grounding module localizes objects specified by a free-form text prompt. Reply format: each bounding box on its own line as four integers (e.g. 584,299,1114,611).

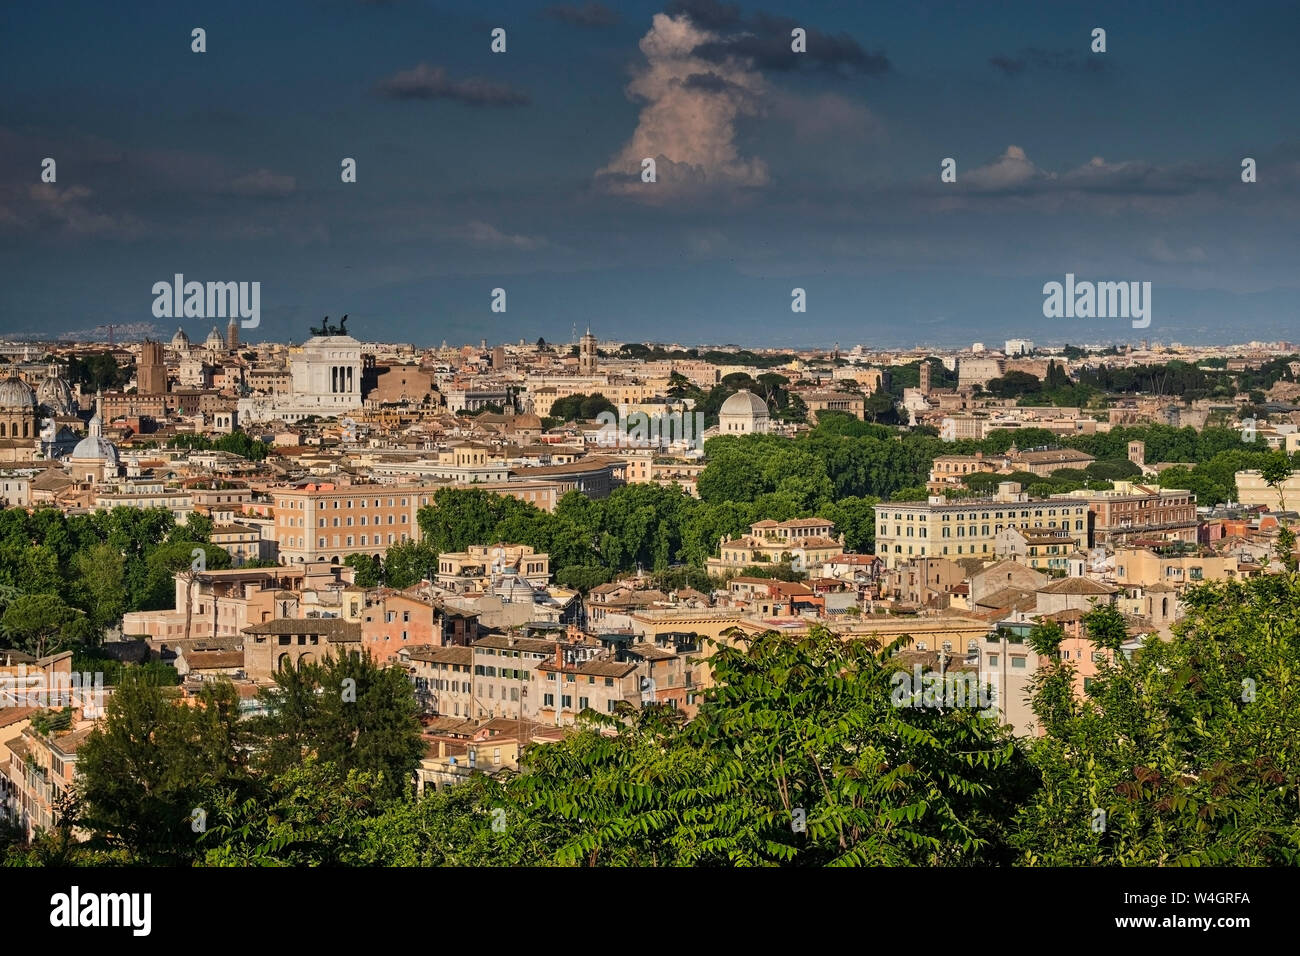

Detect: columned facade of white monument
239,330,364,423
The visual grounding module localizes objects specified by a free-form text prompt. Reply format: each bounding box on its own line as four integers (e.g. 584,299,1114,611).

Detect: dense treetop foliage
0,507,229,657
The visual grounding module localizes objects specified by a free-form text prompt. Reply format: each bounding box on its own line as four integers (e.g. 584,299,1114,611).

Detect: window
544,693,554,707
604,677,614,687
1011,657,1027,669
988,654,999,666
578,696,589,710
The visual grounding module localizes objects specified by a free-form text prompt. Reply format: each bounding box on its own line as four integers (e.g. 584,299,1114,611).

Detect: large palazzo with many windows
873,482,1091,569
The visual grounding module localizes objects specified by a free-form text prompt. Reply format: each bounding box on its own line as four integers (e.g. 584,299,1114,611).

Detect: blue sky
2,0,1299,347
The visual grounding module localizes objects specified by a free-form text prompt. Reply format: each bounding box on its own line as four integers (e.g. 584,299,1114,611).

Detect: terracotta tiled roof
243,618,361,641
406,646,473,665
1037,577,1119,595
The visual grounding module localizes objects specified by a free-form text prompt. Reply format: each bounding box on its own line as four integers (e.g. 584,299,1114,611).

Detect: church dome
720,389,768,418
37,367,76,416
204,327,226,350
0,374,37,412
171,327,191,350
70,394,119,467
71,433,119,466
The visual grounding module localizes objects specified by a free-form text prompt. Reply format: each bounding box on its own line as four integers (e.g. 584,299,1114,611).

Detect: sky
2,0,1299,349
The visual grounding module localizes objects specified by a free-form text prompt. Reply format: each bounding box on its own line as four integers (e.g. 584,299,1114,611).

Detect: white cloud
964,145,1052,191
597,13,769,199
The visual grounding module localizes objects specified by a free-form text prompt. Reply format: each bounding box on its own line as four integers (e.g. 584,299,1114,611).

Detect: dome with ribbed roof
718,388,770,435
720,389,768,417
171,326,191,350
0,374,37,412
37,365,76,416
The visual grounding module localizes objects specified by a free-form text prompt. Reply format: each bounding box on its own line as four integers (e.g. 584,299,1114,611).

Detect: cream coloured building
438,543,551,589
873,482,1090,569
522,375,667,418
717,389,770,434
706,517,843,575
1235,469,1300,510
1111,547,1243,589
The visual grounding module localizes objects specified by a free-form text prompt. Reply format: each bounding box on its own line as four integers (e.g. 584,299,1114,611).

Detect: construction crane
91,325,116,346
